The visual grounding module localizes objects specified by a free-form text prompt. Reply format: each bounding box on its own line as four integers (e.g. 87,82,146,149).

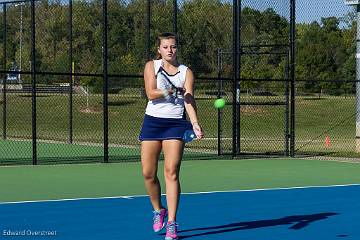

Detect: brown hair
156,32,178,59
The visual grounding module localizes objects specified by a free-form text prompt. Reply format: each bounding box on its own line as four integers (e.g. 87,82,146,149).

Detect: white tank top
145,59,188,119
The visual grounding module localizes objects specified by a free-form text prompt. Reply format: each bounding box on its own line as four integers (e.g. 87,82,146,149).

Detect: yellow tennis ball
214,98,226,109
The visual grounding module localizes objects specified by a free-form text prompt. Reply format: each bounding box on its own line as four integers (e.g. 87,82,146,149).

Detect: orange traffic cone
325,135,330,147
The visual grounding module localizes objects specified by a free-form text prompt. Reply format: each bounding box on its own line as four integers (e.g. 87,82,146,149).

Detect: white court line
1,183,360,205
0,195,147,205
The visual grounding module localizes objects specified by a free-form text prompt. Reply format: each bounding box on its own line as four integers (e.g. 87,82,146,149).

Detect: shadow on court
162,213,338,239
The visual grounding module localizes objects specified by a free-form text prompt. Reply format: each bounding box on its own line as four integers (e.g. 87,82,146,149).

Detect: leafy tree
0,0,356,96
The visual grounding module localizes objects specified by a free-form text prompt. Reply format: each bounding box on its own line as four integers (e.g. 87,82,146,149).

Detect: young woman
139,32,204,240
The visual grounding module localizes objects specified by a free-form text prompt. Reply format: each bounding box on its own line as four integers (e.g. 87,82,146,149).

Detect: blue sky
242,0,355,24
296,0,354,23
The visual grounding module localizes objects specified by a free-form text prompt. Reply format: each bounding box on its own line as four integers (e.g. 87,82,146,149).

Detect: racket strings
157,66,181,100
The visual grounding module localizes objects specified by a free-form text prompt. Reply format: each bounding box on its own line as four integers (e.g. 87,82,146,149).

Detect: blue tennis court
1,184,359,240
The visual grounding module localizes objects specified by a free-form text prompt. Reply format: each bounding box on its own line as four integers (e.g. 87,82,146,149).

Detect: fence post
68,0,73,144
103,0,109,163
31,0,37,165
285,53,290,156
290,0,296,157
232,0,240,157
146,0,151,60
217,49,222,156
173,0,177,34
2,4,7,141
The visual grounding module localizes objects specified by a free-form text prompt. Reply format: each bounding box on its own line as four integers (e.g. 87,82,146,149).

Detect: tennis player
139,32,204,240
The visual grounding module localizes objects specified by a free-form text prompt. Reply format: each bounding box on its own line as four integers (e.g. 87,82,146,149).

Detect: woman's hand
177,87,186,95
192,122,204,140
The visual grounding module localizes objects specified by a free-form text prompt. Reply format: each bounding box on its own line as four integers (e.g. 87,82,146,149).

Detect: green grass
0,138,216,164
0,92,358,157
0,139,140,163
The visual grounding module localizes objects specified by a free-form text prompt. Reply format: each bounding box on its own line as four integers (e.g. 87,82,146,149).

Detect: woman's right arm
144,61,171,100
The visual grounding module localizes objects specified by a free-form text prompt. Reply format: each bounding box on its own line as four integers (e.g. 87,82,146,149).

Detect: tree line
0,0,356,95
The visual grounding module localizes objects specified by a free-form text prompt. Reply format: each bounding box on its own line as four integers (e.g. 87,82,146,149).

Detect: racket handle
162,89,171,100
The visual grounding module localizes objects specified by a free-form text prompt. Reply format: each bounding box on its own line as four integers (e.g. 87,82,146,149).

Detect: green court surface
1,159,360,203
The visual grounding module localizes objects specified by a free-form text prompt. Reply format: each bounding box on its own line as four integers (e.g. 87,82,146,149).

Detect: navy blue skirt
139,114,192,141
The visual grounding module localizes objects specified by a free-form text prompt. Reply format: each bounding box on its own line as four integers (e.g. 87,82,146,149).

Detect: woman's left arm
184,68,204,139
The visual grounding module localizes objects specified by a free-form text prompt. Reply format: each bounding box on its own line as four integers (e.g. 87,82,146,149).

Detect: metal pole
356,5,360,152
103,0,109,163
232,0,240,157
284,53,290,156
217,48,222,156
236,0,241,154
31,0,37,165
20,4,23,82
146,0,151,60
68,0,73,143
173,0,177,34
3,4,7,140
289,0,296,157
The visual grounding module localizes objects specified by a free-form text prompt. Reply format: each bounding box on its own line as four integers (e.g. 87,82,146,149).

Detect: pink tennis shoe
165,221,178,240
153,208,168,232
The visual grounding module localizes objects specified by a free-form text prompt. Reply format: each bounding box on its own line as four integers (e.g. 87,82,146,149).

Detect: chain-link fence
0,0,357,165
295,0,357,158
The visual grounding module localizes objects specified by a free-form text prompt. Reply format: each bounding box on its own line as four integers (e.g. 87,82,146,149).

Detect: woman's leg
141,140,163,210
162,139,184,222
